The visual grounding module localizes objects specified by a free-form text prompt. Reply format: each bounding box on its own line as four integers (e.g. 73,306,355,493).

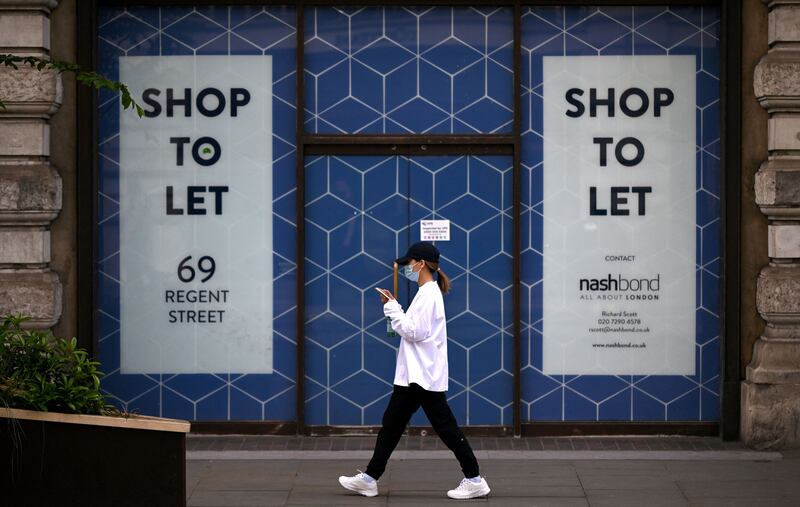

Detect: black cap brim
395,241,440,265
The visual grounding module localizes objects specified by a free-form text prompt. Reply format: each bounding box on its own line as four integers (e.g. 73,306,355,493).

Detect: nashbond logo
579,274,661,292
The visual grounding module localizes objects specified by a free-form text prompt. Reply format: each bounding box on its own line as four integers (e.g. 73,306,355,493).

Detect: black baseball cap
395,241,440,265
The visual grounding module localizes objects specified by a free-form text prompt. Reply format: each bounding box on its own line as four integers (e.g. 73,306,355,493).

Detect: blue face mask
401,262,420,283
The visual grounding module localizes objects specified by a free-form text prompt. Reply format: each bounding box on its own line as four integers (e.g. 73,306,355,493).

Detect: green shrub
0,315,110,415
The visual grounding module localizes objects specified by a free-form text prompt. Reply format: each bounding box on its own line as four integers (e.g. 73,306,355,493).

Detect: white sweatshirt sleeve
383,292,433,343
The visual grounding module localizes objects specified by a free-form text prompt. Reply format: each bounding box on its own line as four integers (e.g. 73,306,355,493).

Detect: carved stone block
757,265,800,320
0,120,48,157
747,323,800,384
754,49,800,110
769,5,800,44
768,224,800,258
0,1,58,12
0,270,61,327
0,164,61,218
0,65,61,116
0,228,49,263
768,114,800,150
0,12,48,49
755,159,800,207
742,380,800,449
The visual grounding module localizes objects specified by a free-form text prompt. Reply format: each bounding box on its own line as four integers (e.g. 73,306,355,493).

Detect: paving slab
578,474,679,491
386,490,483,506
488,498,589,507
572,460,669,475
481,474,582,488
187,490,290,507
492,485,587,498
287,486,387,505
677,479,800,499
687,499,799,507
664,460,800,480
584,488,688,507
194,472,298,492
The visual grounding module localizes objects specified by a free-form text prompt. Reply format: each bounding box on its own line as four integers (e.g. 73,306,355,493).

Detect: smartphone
374,287,393,300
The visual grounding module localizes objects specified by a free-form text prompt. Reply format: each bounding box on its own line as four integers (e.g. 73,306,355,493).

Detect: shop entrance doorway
303,154,514,429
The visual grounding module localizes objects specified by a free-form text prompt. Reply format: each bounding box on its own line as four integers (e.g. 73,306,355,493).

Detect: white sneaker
338,470,378,497
447,477,491,499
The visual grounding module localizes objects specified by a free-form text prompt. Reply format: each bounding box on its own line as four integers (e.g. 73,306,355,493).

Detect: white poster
542,56,696,375
119,56,273,374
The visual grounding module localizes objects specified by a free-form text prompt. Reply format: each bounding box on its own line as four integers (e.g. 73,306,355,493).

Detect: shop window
520,5,722,422
304,6,514,134
96,5,298,421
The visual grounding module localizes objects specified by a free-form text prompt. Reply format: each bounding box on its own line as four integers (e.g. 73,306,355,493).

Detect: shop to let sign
542,56,696,375
119,56,273,374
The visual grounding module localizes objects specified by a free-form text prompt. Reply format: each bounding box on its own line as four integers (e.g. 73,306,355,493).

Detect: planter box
1,407,190,507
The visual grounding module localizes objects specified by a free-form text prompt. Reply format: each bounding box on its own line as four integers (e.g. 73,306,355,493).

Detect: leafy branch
0,54,144,117
1,314,114,415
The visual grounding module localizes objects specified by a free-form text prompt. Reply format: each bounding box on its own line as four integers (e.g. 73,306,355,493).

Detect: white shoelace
355,469,376,483
455,478,472,490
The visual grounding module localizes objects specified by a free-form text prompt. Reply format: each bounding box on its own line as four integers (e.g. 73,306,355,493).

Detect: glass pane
410,155,514,426
520,5,721,422
304,155,410,425
304,7,514,134
96,5,298,421
304,155,513,426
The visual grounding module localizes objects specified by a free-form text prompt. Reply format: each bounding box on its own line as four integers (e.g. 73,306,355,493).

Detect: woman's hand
375,287,394,304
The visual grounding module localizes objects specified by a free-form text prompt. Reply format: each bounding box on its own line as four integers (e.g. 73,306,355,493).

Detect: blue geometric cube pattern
95,5,722,425
304,155,514,425
520,6,722,421
96,6,298,421
304,7,514,134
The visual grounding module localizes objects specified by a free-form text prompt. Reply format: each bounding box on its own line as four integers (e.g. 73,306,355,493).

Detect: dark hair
420,260,450,295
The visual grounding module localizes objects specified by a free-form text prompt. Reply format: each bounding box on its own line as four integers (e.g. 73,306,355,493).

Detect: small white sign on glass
420,220,450,241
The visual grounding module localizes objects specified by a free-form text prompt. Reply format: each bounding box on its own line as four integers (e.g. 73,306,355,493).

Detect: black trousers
365,383,480,480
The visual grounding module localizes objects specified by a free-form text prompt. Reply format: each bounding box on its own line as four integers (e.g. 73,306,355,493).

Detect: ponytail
423,260,450,295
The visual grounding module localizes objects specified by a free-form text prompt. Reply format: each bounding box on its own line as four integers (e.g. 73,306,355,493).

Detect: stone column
744,0,800,449
0,0,62,328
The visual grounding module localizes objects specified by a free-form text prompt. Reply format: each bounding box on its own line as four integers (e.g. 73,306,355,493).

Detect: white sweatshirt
383,280,449,392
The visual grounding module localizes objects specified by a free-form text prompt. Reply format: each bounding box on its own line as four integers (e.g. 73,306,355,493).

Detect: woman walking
338,241,491,500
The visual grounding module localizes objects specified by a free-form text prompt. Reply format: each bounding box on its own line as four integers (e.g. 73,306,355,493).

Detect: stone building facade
0,0,63,329
741,0,800,448
0,0,797,447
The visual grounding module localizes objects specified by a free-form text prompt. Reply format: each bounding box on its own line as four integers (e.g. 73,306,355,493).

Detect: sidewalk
185,436,800,507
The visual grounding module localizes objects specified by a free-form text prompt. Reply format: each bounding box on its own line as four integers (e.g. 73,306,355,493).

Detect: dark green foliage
0,315,110,415
0,54,144,117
